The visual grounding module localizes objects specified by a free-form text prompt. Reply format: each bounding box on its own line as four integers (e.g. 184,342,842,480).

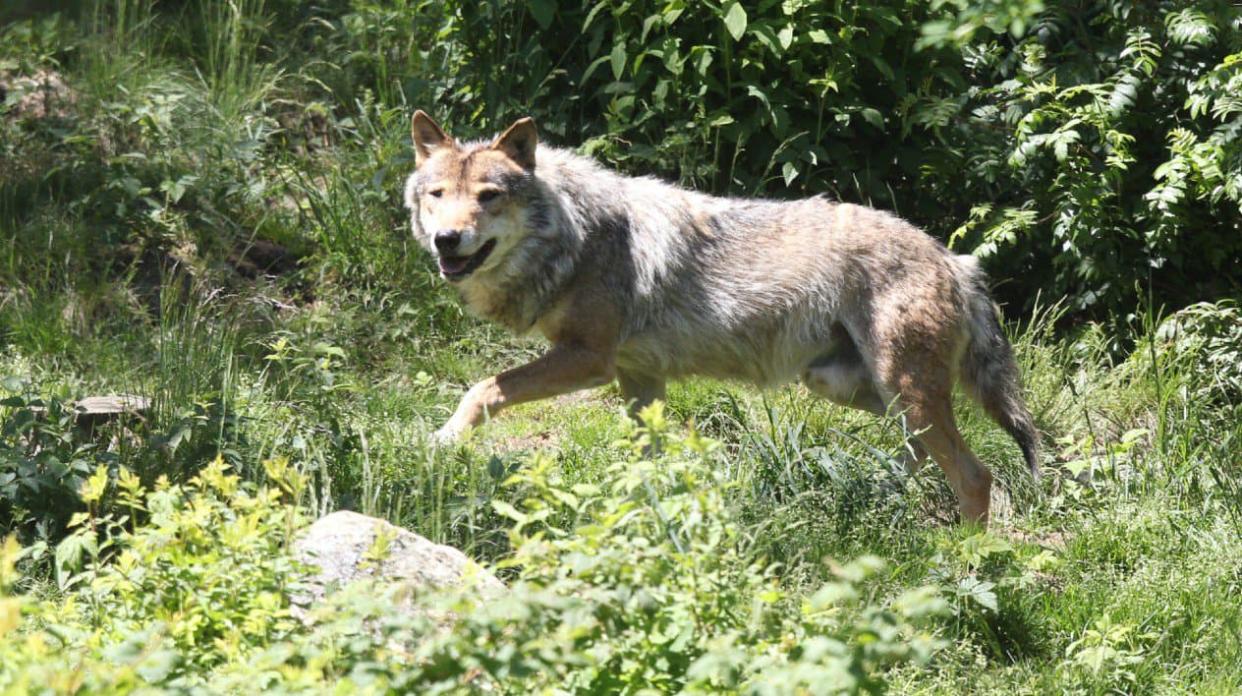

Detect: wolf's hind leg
903,393,991,523
618,368,666,420
873,353,993,523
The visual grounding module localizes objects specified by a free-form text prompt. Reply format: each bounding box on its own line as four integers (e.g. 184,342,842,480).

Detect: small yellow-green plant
1,412,947,694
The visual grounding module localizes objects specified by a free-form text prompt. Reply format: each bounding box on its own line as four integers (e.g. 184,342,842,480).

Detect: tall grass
87,0,155,55
194,0,283,119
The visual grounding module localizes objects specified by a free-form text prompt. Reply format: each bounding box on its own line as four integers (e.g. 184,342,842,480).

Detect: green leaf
868,55,895,81
610,41,627,80
165,422,193,453
571,483,601,497
159,175,196,204
752,24,781,55
747,84,771,113
313,342,346,358
861,108,884,129
491,500,528,524
959,532,1013,567
80,465,109,504
487,456,505,479
582,0,608,31
957,577,998,612
693,47,714,75
778,25,794,50
580,54,611,84
782,162,799,186
723,2,747,41
527,0,556,30
663,1,685,25
1065,458,1090,477
1052,130,1080,161
55,530,98,590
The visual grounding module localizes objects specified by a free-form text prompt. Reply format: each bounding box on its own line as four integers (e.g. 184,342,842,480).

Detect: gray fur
404,127,1041,516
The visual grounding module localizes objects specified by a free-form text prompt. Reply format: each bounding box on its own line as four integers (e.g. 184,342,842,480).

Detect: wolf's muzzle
438,239,497,281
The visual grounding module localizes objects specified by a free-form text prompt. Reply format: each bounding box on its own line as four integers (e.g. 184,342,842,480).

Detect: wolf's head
403,112,540,283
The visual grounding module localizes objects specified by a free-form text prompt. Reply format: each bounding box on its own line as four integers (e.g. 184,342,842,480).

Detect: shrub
1153,300,1242,400
0,457,312,691
312,0,1241,317
1,408,947,693
7,1,1240,326
0,388,112,550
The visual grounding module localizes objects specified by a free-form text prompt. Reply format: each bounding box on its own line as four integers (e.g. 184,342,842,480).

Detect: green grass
2,3,1242,693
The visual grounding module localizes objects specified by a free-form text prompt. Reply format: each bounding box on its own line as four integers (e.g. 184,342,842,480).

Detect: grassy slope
2,6,1241,693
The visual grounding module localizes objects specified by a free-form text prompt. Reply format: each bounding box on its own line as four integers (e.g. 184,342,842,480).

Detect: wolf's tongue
439,256,469,274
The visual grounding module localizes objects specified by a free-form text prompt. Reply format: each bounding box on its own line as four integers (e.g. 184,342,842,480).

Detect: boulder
74,394,150,415
292,510,504,610
73,394,150,434
21,394,149,440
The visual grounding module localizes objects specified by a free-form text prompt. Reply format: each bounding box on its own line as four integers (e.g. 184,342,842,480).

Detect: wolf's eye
428,188,444,198
477,189,501,204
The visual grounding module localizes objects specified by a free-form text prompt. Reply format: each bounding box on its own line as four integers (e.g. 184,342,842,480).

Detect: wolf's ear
411,110,453,163
491,117,537,170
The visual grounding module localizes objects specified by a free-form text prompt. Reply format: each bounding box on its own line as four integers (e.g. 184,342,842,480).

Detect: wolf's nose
434,230,462,253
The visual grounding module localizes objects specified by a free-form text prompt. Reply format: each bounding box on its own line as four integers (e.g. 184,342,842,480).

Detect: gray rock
74,394,150,415
292,510,504,609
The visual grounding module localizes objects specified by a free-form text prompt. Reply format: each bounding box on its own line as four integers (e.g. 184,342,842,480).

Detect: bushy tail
953,255,1041,479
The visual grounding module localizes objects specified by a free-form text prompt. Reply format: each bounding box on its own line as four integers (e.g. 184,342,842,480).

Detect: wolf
402,111,1040,523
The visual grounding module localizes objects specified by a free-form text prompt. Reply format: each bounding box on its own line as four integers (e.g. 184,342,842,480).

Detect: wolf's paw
430,423,470,447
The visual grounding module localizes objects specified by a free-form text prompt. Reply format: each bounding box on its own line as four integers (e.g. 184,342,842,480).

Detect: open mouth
438,239,497,281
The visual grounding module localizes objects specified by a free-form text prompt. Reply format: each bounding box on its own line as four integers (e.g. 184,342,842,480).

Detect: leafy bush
0,457,312,691
0,387,113,550
0,358,244,557
6,1,1239,326
309,0,1240,317
1154,300,1242,400
927,530,1055,662
944,3,1242,314
1,409,948,694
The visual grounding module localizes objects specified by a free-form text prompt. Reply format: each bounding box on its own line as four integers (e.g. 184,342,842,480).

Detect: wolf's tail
953,255,1041,479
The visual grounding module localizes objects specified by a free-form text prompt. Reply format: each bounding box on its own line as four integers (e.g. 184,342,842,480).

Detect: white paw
430,423,469,447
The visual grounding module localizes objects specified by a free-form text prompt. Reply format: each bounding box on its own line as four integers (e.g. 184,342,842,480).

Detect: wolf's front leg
617,368,666,420
432,344,616,444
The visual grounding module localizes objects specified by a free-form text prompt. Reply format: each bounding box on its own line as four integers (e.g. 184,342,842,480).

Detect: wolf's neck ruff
453,166,596,333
